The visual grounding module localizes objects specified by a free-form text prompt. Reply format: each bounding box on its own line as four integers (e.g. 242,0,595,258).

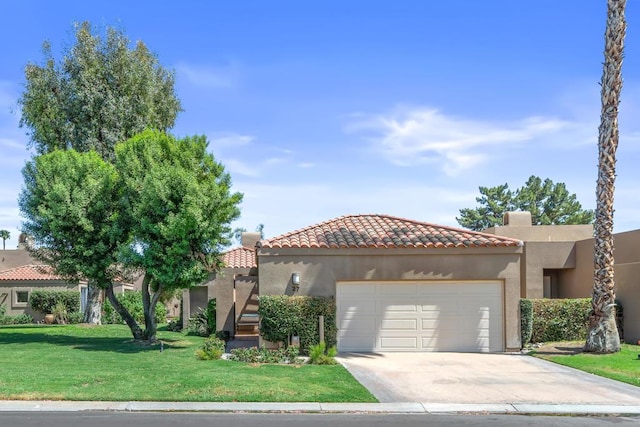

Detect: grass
531,341,640,387
0,324,376,402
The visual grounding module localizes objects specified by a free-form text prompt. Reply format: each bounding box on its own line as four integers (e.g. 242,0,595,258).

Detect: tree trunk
141,274,162,342
82,281,102,325
105,284,143,340
585,0,626,353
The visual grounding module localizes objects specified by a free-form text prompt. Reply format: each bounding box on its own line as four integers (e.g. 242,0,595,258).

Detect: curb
1,401,640,415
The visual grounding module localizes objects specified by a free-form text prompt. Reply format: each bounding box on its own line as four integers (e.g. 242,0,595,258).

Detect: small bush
308,342,337,365
258,296,336,355
195,337,226,360
52,302,68,324
102,291,166,325
228,346,302,364
187,299,216,337
0,314,33,325
166,318,183,332
520,299,533,346
67,311,84,324
29,290,80,314
530,298,591,343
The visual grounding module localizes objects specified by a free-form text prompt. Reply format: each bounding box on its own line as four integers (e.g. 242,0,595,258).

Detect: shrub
228,346,302,364
530,298,591,343
52,302,68,324
67,311,84,324
258,296,336,355
195,337,226,360
308,342,337,365
187,299,216,337
166,318,183,332
0,303,5,317
520,299,533,346
102,291,166,325
29,290,80,314
0,314,33,325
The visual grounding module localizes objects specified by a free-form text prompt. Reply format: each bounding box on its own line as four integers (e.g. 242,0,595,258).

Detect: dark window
16,291,29,304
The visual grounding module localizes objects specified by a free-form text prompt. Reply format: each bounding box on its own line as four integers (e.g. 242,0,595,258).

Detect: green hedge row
258,295,336,355
520,298,591,344
29,290,81,314
103,291,166,325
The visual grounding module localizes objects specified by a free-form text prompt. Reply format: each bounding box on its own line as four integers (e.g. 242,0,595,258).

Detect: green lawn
532,341,640,387
0,324,376,402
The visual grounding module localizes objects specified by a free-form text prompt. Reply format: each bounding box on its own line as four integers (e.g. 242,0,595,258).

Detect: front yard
531,341,640,387
0,324,376,402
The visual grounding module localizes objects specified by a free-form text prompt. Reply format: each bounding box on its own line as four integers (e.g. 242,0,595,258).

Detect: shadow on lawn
0,327,188,354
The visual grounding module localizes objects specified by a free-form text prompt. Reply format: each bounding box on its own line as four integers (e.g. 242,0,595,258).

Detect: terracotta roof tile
223,247,257,269
259,214,523,249
0,265,61,281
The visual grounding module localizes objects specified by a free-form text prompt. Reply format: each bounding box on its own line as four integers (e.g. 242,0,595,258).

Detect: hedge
258,295,336,355
103,291,167,325
521,298,591,343
29,290,81,314
520,299,533,345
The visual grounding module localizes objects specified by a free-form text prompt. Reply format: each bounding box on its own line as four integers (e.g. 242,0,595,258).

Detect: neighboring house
184,212,640,351
0,242,135,320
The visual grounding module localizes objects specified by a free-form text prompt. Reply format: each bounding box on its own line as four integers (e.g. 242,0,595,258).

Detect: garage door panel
380,318,418,330
338,281,503,353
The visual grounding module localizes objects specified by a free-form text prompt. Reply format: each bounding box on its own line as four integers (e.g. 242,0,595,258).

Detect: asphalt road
1,412,638,427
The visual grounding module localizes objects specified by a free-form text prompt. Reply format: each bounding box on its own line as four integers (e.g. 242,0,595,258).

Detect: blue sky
1,1,639,249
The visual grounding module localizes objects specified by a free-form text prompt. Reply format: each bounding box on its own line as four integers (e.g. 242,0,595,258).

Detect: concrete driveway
338,352,640,404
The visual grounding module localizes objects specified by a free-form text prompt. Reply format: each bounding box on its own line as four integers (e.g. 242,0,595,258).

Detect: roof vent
503,211,532,226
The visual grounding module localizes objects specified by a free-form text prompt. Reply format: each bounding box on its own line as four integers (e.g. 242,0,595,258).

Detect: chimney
502,211,532,227
241,232,261,249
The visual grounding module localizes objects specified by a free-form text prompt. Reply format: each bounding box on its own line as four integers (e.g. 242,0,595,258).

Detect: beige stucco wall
485,224,593,242
560,229,640,343
520,242,577,298
0,249,37,272
0,280,79,320
257,246,523,351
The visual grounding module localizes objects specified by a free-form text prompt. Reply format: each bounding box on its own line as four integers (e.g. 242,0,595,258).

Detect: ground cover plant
0,324,375,402
531,341,640,387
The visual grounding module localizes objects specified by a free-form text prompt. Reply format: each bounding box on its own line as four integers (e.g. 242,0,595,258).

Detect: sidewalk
1,400,640,415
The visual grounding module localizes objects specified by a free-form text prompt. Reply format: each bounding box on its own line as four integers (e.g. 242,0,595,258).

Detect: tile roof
259,214,523,249
223,247,257,269
0,265,61,281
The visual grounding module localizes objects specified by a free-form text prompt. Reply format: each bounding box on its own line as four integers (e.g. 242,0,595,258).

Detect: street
0,412,638,427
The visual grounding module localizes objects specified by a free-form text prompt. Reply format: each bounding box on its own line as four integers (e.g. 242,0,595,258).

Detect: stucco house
187,212,640,352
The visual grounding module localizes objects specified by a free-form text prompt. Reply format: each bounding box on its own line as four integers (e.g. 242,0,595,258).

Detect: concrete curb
1,401,640,415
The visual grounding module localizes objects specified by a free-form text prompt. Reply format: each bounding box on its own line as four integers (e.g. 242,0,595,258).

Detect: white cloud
348,107,574,176
210,133,254,148
224,159,260,177
176,62,237,89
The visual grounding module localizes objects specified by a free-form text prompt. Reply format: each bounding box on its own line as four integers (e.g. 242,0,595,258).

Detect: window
13,289,30,307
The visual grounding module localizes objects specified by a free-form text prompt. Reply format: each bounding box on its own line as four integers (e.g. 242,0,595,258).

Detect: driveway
338,352,640,404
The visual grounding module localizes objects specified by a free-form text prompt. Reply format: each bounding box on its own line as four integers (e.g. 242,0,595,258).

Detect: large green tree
19,131,242,341
116,130,242,341
457,176,594,231
18,21,182,322
585,0,626,353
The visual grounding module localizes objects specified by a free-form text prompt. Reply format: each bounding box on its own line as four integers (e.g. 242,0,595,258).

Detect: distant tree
585,0,626,353
232,224,265,246
18,21,182,323
457,176,594,231
116,130,242,341
0,230,10,250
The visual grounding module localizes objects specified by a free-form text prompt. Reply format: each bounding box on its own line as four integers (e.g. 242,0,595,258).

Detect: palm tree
585,0,626,353
0,230,9,250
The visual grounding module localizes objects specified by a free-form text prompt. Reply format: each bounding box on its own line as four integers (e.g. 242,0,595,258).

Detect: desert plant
195,337,226,360
52,302,68,324
308,342,338,365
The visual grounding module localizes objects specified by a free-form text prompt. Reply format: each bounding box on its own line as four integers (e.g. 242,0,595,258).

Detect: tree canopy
457,176,594,231
19,21,181,161
19,130,242,341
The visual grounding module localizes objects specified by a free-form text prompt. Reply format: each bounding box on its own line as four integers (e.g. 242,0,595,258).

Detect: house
0,238,135,320
188,214,524,352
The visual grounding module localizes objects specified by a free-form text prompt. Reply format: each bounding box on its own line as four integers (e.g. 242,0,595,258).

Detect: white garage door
337,281,503,353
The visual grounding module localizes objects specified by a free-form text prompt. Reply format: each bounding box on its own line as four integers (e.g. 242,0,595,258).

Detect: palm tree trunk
585,0,626,353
